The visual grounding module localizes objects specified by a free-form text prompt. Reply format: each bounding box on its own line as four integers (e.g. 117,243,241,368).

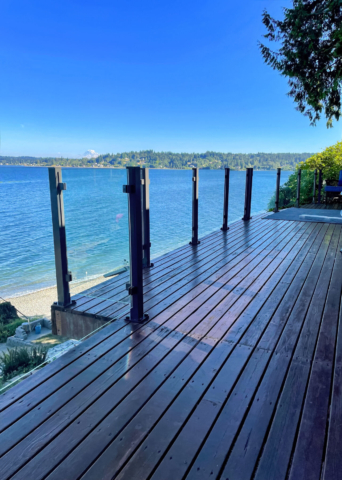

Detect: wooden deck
1,211,342,480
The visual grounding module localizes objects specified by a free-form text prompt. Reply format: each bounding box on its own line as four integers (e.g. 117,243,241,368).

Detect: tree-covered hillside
0,151,313,170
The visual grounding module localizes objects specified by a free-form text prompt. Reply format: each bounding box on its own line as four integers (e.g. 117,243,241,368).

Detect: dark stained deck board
0,217,286,415
253,225,342,480
107,223,332,478
33,222,310,480
79,216,274,315
0,221,297,427
0,222,304,476
69,217,250,301
0,214,341,480
87,228,314,480
70,214,269,313
220,225,338,480
0,216,269,410
72,217,289,337
9,221,312,478
144,226,335,480
287,229,342,480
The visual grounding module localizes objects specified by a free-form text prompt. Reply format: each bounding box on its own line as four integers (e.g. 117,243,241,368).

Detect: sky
0,0,341,157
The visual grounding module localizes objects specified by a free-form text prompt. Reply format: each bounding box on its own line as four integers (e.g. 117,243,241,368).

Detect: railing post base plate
125,313,149,324
53,299,76,308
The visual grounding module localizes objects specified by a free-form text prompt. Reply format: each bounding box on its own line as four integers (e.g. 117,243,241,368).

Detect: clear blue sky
0,0,340,157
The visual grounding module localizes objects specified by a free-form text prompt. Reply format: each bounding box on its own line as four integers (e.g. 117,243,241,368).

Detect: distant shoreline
0,165,295,171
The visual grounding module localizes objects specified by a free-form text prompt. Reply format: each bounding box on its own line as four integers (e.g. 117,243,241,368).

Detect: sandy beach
0,276,107,318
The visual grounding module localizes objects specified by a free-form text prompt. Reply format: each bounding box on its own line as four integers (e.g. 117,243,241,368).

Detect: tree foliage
299,140,342,181
268,169,315,209
0,151,314,170
260,0,342,126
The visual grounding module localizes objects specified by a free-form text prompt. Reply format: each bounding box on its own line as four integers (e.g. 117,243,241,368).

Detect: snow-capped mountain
83,150,100,159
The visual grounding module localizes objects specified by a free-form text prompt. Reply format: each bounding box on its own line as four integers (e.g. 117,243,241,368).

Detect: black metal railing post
221,168,230,231
296,169,302,208
243,168,253,221
313,169,317,204
123,166,148,323
274,168,281,213
318,169,323,204
190,167,200,245
48,167,74,307
141,168,153,268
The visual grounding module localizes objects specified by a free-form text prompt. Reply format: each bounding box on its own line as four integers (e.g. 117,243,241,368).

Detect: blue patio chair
324,170,342,203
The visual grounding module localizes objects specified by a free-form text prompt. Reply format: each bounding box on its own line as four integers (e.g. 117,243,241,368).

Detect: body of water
0,167,292,298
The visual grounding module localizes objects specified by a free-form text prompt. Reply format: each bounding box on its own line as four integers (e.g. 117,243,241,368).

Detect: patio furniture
324,170,342,203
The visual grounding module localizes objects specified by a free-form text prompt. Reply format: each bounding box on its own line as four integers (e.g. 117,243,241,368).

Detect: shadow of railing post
123,166,148,323
48,167,74,307
243,168,253,221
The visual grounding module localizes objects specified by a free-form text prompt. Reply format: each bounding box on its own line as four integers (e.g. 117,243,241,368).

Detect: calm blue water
0,167,292,298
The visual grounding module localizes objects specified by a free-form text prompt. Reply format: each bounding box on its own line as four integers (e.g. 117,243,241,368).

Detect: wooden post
318,169,323,204
312,169,317,204
243,168,253,221
221,168,230,231
123,166,148,323
274,168,281,213
296,169,302,208
141,168,153,268
48,167,73,307
190,167,200,245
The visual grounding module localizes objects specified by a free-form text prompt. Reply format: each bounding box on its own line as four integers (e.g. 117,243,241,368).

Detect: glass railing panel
149,169,192,258
254,170,293,213
0,165,55,300
198,169,225,238
0,165,58,394
63,167,129,285
0,166,131,395
228,170,246,223
63,166,131,337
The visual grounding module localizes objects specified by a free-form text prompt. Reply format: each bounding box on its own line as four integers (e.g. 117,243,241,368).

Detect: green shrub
268,170,315,210
299,141,342,184
0,319,25,343
0,302,18,325
0,346,47,381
